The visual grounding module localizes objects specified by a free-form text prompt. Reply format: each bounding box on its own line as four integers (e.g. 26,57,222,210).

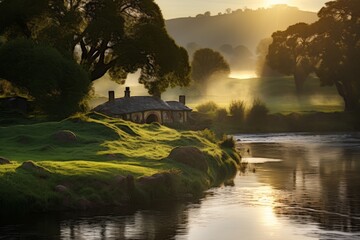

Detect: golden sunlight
265,0,289,7
229,71,257,80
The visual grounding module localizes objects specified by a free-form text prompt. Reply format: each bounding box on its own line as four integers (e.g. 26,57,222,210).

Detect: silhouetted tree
255,38,282,77
0,0,190,96
0,39,90,118
191,48,230,90
267,0,360,112
312,0,360,112
267,23,314,93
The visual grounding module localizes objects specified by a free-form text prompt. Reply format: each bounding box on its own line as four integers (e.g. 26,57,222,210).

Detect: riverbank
187,111,359,134
0,113,239,215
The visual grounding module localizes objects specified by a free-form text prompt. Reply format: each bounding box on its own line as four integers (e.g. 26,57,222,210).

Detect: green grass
0,113,238,214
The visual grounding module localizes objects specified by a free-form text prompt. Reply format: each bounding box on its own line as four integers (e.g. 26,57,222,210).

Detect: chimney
108,91,115,102
179,95,186,105
124,87,130,98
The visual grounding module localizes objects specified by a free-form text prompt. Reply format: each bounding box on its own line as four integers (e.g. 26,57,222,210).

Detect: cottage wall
130,112,143,123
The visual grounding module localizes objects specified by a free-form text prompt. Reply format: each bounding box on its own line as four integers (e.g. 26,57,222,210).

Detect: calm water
1,133,360,240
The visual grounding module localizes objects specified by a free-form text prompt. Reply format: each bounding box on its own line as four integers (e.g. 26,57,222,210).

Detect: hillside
166,5,318,54
0,113,239,214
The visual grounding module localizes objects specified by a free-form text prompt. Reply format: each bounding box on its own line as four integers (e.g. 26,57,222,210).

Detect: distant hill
165,5,318,57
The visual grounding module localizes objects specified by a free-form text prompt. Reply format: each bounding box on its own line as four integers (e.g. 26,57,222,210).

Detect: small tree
196,101,219,114
191,48,230,94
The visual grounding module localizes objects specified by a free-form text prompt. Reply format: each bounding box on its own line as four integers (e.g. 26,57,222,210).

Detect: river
1,132,360,239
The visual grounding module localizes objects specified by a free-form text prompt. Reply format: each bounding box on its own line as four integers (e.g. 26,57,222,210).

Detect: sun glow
265,0,289,7
229,71,257,80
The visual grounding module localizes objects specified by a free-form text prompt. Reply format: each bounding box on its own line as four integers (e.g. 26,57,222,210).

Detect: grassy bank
188,111,359,135
0,113,239,215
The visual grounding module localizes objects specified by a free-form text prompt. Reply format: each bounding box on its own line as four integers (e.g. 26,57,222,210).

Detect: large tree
267,0,360,112
312,0,360,112
0,0,190,96
267,22,314,93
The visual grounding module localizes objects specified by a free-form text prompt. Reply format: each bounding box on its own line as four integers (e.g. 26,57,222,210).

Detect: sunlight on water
242,157,282,164
179,175,317,240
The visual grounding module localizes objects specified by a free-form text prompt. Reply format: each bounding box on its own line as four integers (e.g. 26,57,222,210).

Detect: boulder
52,130,77,143
0,157,11,165
55,185,69,193
17,161,51,178
137,172,172,187
168,146,208,172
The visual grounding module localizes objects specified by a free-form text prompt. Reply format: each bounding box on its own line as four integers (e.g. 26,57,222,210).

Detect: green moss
0,113,239,214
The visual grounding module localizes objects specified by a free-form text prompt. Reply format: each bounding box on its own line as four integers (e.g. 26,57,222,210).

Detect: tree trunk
334,80,360,113
294,74,305,95
293,69,308,95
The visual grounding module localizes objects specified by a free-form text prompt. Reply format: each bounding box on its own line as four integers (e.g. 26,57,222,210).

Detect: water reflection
237,133,360,236
59,205,190,240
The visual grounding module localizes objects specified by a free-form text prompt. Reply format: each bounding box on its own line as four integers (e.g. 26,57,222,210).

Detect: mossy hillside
0,113,238,213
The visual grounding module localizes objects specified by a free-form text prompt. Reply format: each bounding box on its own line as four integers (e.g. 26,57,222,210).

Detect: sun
265,0,290,7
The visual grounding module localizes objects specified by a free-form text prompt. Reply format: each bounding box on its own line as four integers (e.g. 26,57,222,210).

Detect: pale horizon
155,0,329,19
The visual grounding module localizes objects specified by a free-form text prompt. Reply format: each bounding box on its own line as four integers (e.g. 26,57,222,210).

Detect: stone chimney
179,95,186,105
124,87,130,98
108,91,115,102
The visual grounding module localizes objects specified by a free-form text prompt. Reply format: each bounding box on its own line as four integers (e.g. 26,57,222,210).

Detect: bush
196,101,219,114
219,135,235,149
229,100,245,122
215,108,228,121
200,128,217,142
247,98,269,126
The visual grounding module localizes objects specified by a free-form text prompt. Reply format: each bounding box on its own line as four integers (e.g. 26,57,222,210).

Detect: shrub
200,128,217,142
229,100,246,122
219,135,235,149
215,108,228,121
247,98,269,126
196,101,219,113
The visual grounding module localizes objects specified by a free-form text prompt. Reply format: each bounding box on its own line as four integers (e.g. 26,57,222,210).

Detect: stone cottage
93,87,192,124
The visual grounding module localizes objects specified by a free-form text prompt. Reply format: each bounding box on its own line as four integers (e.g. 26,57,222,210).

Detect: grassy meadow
0,113,239,214
178,75,344,113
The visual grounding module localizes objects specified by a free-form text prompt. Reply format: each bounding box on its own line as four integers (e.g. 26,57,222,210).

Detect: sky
154,0,329,19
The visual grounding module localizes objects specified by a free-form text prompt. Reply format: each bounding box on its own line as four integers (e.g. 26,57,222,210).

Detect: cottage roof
93,96,191,115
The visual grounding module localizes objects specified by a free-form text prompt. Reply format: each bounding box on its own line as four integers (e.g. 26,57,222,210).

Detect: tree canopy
0,39,90,118
0,0,190,96
191,48,230,84
267,22,314,93
267,0,360,112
